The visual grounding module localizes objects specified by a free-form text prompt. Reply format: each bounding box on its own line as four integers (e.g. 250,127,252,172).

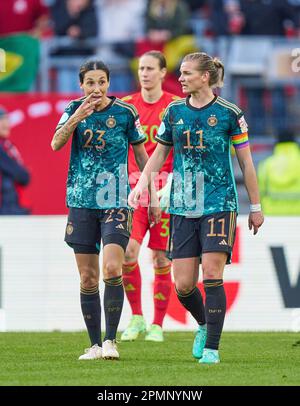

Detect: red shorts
130,206,170,251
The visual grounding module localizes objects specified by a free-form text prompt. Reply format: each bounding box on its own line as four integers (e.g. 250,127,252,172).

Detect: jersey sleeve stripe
115,100,138,117
163,99,185,117
216,98,241,115
130,136,147,145
155,136,173,146
217,96,242,112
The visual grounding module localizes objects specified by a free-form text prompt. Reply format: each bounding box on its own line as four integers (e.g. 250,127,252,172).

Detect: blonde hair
182,52,224,88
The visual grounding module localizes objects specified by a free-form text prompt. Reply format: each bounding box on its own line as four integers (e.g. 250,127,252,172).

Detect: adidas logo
125,284,136,292
116,223,125,229
175,118,184,125
154,292,166,301
219,239,227,246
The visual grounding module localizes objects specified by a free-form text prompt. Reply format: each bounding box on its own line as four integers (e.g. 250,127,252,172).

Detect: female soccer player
128,52,264,364
51,60,158,360
121,51,179,343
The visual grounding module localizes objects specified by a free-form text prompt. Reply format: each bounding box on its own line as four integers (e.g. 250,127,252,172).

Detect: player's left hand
128,186,143,209
248,211,264,235
148,206,161,227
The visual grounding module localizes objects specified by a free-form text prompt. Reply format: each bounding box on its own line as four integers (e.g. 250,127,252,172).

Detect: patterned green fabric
156,96,247,216
56,97,146,209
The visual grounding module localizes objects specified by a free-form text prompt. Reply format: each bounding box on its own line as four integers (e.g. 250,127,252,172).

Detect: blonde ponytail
212,57,224,89
182,52,225,89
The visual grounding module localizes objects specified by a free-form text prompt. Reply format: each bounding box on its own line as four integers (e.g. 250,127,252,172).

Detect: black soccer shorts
65,207,132,254
168,211,237,264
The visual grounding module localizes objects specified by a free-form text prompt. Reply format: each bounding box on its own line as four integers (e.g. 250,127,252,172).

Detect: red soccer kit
124,91,179,250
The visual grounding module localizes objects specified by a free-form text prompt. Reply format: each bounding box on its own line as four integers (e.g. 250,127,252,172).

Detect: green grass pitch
0,332,299,386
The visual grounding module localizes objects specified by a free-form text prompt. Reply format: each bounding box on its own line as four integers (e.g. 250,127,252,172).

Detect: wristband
250,204,261,212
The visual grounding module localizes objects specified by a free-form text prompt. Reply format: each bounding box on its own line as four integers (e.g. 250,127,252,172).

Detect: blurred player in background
121,51,179,342
258,130,300,215
129,52,264,363
0,106,31,215
51,60,158,360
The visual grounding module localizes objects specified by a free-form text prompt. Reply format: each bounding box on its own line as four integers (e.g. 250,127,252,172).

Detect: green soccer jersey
56,96,146,209
155,95,249,216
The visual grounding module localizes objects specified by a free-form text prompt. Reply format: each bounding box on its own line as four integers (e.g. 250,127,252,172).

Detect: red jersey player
121,51,179,342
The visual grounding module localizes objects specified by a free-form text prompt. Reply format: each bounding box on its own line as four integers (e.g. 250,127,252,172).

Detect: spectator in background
96,0,147,92
183,0,209,37
0,107,31,215
183,0,206,13
51,0,98,45
238,0,298,135
51,0,98,92
145,0,191,44
97,0,146,45
210,0,299,37
288,0,300,34
0,0,49,38
239,0,298,36
134,0,195,94
209,0,244,36
258,130,300,215
0,1,49,92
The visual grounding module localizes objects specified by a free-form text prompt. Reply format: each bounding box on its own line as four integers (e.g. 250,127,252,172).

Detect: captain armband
231,133,249,149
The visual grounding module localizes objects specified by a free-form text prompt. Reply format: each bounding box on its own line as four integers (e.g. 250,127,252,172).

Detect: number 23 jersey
56,96,146,209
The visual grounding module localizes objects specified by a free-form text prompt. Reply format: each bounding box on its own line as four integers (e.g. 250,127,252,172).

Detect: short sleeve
55,101,77,132
230,110,250,150
155,107,173,146
230,110,248,136
127,108,147,145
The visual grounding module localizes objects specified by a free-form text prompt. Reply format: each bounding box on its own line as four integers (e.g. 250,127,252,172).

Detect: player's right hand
73,93,98,122
248,211,264,235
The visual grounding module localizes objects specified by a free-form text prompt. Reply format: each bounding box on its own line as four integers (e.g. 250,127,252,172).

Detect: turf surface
0,332,299,386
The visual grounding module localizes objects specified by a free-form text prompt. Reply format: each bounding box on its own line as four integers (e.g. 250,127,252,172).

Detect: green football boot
145,324,164,342
120,315,146,341
199,348,220,364
192,324,207,359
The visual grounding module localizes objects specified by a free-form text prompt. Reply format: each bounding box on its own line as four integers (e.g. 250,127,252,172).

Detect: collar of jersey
93,96,116,113
186,95,218,111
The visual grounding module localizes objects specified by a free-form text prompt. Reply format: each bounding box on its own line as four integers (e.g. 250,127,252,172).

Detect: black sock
204,279,226,350
80,285,101,346
103,276,124,341
176,286,206,325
